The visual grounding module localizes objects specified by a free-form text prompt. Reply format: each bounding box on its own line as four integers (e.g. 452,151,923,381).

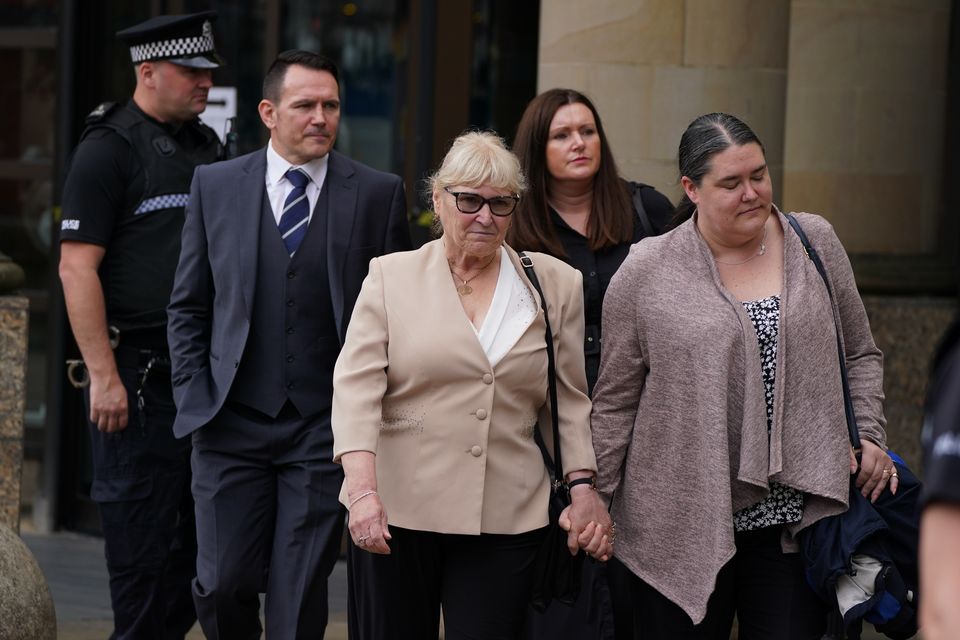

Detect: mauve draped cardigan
591,210,886,624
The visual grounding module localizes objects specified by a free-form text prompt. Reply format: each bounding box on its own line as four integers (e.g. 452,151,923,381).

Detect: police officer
58,12,224,640
919,319,960,640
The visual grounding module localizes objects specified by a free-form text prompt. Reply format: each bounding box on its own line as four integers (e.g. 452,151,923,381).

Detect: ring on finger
882,468,891,475
357,535,368,544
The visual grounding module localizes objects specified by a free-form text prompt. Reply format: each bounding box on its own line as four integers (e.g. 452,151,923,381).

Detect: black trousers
191,401,345,640
522,558,616,639
627,526,827,640
85,355,197,640
348,525,546,640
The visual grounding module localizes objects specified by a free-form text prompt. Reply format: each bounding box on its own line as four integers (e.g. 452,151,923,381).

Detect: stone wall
537,0,958,479
0,296,29,532
782,0,951,254
537,0,791,204
537,0,952,257
865,296,957,472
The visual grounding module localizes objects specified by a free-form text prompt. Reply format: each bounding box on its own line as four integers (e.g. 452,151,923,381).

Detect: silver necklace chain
714,226,768,266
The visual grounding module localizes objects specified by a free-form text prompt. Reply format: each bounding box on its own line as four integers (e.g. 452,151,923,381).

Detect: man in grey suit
167,50,412,639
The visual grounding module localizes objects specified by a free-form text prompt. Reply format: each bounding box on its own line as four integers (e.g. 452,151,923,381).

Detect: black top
61,100,221,331
922,320,960,507
552,181,674,393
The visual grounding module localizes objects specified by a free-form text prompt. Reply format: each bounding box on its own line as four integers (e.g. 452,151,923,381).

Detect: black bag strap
630,182,655,238
518,251,564,487
785,214,862,450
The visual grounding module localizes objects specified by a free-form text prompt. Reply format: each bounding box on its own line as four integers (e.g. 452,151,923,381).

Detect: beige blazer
332,240,597,535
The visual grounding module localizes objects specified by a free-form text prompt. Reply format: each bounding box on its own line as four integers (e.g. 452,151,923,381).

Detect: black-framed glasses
444,186,519,216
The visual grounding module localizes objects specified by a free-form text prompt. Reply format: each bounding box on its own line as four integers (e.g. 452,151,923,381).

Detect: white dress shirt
264,140,330,225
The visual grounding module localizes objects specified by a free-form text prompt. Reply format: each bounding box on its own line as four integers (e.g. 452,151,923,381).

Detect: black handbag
519,252,584,612
787,215,921,640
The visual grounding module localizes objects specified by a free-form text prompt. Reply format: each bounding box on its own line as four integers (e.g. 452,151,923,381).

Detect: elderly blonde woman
332,131,613,640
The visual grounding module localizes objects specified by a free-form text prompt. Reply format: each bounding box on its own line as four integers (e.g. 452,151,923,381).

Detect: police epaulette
86,102,119,124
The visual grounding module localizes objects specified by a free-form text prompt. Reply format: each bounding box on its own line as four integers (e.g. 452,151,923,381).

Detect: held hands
558,482,614,562
851,439,899,502
347,490,392,555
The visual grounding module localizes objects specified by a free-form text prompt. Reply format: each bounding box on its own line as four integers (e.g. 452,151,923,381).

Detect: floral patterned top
733,295,804,532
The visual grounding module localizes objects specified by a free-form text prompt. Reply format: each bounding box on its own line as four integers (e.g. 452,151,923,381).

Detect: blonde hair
427,131,528,197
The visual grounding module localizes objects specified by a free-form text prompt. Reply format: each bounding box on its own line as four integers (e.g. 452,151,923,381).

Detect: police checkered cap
117,11,224,68
130,33,215,64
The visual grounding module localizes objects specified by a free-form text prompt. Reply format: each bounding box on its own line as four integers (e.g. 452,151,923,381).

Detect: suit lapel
236,149,267,317
325,150,358,336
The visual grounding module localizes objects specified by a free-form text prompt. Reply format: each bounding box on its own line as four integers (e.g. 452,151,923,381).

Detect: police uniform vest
228,184,340,418
81,101,222,333
82,101,222,221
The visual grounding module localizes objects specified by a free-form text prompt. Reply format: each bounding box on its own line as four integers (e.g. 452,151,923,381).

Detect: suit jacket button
286,354,294,363
470,445,482,457
475,409,488,420
482,373,493,384
286,382,294,390
286,327,295,334
287,271,296,279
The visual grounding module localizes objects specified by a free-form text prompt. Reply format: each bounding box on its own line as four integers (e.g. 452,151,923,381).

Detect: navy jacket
167,147,411,438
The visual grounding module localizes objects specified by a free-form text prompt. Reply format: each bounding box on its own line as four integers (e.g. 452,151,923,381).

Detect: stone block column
0,295,29,532
537,0,791,202
782,0,951,254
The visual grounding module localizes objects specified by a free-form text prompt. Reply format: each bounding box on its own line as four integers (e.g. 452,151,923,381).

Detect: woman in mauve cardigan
591,113,897,639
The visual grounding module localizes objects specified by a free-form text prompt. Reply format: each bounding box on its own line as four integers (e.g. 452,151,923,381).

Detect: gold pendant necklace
455,279,475,296
449,254,497,296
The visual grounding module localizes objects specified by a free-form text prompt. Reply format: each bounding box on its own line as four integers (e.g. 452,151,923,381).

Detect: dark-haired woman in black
510,88,674,639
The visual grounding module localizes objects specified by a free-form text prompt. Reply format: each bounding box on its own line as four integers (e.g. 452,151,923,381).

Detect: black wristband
567,476,596,490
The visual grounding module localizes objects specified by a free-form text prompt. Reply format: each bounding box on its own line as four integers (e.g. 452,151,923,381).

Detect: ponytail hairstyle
672,113,764,226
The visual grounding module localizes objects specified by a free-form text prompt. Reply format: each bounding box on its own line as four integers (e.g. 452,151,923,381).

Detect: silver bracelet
348,489,378,509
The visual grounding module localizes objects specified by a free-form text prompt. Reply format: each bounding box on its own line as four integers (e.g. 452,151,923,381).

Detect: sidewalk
21,531,348,640
20,531,907,640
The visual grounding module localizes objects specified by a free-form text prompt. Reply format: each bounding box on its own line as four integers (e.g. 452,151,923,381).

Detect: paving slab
21,532,348,639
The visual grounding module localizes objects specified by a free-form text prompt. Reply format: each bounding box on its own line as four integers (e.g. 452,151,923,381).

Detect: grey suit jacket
167,147,411,438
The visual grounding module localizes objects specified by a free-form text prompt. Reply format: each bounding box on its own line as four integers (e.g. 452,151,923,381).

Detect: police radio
224,117,238,159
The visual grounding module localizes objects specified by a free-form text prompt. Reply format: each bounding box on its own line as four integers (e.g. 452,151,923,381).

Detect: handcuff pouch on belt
66,325,170,429
65,325,121,389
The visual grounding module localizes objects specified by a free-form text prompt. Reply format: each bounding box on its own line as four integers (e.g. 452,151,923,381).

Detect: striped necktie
279,168,310,256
